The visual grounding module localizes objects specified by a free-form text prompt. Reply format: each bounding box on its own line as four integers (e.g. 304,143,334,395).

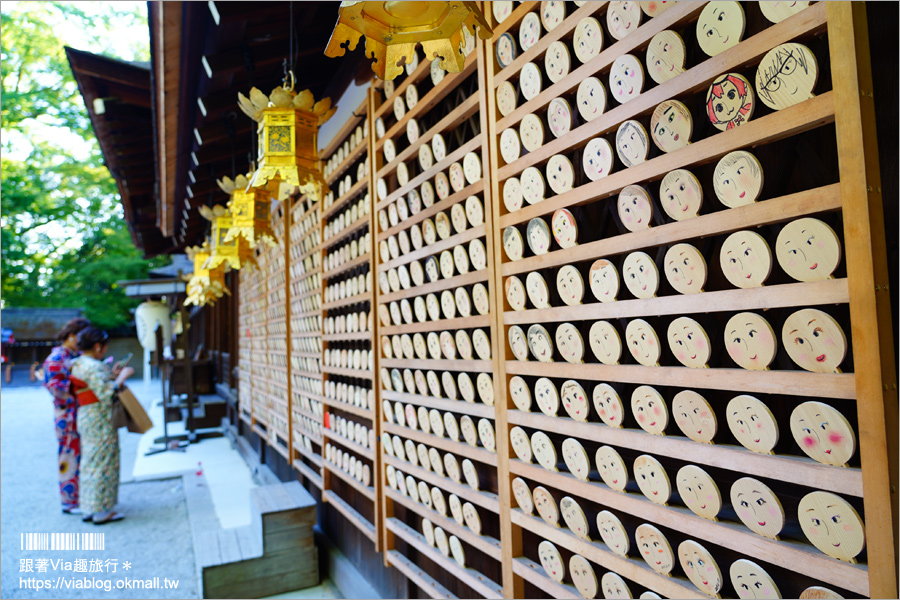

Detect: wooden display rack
233,2,896,598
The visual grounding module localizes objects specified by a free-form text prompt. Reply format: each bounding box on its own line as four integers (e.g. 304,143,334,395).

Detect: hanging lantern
237,79,337,201
200,205,257,272
184,242,229,307
324,1,493,81
218,173,277,249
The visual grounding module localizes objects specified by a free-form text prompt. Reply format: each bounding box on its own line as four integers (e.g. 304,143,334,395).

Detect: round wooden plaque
544,41,571,84
510,426,533,462
713,150,764,208
561,496,592,541
650,99,692,153
556,323,585,364
667,316,711,368
596,510,630,558
520,62,543,101
660,168,703,220
533,485,560,526
730,559,781,600
500,128,522,165
775,217,841,282
646,30,686,84
526,271,550,309
615,120,650,167
602,572,633,600
562,437,591,481
531,430,559,472
574,17,604,64
503,177,524,212
672,390,717,444
496,32,517,69
534,376,560,417
730,477,785,540
677,464,722,521
577,77,607,122
634,454,671,504
506,275,527,311
696,1,745,57
706,72,756,131
782,308,847,373
510,375,533,412
509,325,530,361
541,1,566,31
664,243,707,294
519,12,542,51
678,539,724,596
609,54,644,104
548,97,573,139
589,321,623,366
556,264,584,306
497,81,517,117
519,113,545,152
513,477,534,514
640,0,673,16
790,401,856,467
631,385,668,435
538,541,566,583
720,230,772,288
528,324,555,362
625,319,661,366
569,555,599,599
635,523,675,575
622,251,659,299
595,445,629,491
724,311,777,370
726,394,779,454
521,166,546,205
760,1,810,23
756,43,818,111
502,226,525,261
589,259,620,303
607,1,643,41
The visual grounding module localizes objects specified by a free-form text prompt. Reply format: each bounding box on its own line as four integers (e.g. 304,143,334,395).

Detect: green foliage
1,2,161,330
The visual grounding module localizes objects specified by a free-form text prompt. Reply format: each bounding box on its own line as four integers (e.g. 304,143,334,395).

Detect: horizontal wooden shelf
291,305,321,319
325,213,370,250
509,460,869,596
499,92,835,229
377,93,480,180
292,390,327,404
322,94,368,158
380,313,491,336
322,331,373,342
323,252,371,281
291,330,322,338
387,550,457,600
293,458,323,490
382,390,494,419
507,409,863,496
386,487,503,558
384,422,496,467
501,183,842,277
323,291,374,311
504,360,856,401
378,225,486,273
323,489,377,543
511,509,704,599
378,180,485,241
386,517,504,599
320,396,375,421
291,369,323,380
325,459,376,501
291,350,320,360
323,429,375,461
293,429,323,449
511,557,580,600
379,269,489,304
381,357,492,374
383,454,500,514
322,365,374,380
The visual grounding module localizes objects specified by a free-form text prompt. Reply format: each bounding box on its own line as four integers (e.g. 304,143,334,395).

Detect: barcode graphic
20,533,105,551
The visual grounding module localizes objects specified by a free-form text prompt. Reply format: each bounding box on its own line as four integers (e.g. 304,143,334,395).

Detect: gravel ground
1,383,199,599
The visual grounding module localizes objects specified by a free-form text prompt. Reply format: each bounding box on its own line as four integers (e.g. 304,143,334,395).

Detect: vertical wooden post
827,3,898,597
480,7,523,596
285,197,294,462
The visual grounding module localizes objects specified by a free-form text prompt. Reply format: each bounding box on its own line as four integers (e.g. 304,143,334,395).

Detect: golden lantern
184,242,229,307
237,80,337,201
218,173,277,249
200,205,257,272
324,1,492,81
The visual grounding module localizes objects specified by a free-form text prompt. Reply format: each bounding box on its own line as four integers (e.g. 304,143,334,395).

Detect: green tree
1,1,162,330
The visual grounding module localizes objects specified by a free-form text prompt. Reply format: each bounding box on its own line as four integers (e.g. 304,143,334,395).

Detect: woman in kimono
70,327,134,524
42,317,91,514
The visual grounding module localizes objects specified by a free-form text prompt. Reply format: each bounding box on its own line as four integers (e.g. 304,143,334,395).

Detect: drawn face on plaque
439,331,456,360
512,477,534,514
558,265,584,304
635,524,675,574
520,114,544,153
634,455,671,504
503,226,525,261
714,151,764,208
521,167,546,206
500,128,521,165
562,438,591,480
625,319,661,366
615,120,649,167
506,276,527,311
664,244,707,295
591,384,624,428
497,81,517,117
528,324,555,362
760,0,810,23
607,1,642,40
589,321,623,366
509,325,530,361
569,555,599,600
609,55,644,104
667,317,711,368
462,502,481,535
595,445,628,491
577,77,607,122
527,218,552,256
697,1,745,57
631,385,668,435
456,287,472,319
725,312,777,371
727,395,779,454
583,137,615,181
790,401,856,467
541,0,566,30
646,30,686,85
459,372,476,403
756,43,818,111
534,377,560,417
730,559,781,600
473,283,489,316
589,259,620,303
623,251,659,299
574,17,604,64
520,62,543,100
538,541,566,583
720,231,772,289
776,217,841,282
679,540,723,597
533,485,560,526
601,573,632,600
677,465,722,521
671,390,717,444
405,404,419,430
556,323,585,364
478,418,495,452
531,431,558,472
615,186,652,233
496,32,517,68
544,41,571,84
660,169,703,221
640,0,673,17
561,497,591,540
547,155,575,195
476,371,494,404
730,477,785,540
526,271,550,309
596,511,630,559
799,491,866,562
508,377,532,414
511,426,533,462
707,73,756,131
552,209,578,250
651,100,692,153
782,308,847,373
463,152,481,185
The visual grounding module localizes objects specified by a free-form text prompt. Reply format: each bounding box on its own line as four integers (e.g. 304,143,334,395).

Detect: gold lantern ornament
218,172,277,249
237,78,337,202
184,242,229,307
324,1,492,81
199,205,257,272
